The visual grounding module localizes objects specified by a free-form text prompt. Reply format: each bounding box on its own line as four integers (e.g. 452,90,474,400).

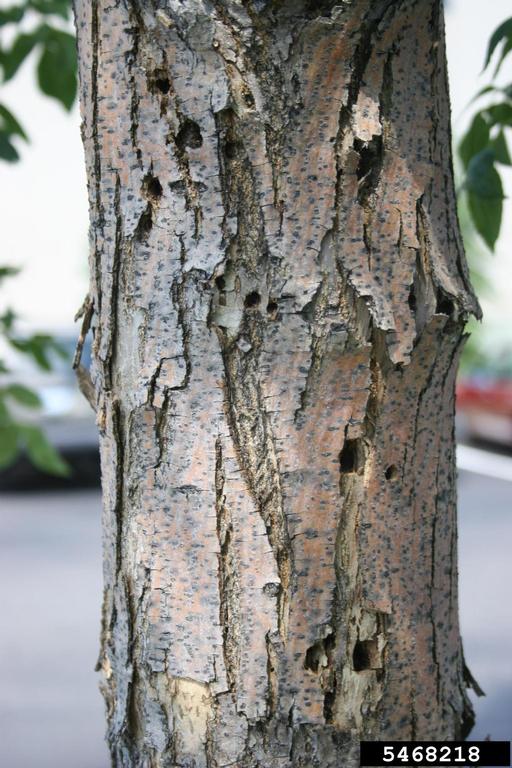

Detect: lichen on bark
74,0,480,765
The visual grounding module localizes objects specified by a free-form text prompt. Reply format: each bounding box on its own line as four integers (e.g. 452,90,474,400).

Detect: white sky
1,0,511,338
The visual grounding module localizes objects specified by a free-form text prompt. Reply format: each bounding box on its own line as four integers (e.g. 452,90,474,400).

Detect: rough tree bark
74,1,481,765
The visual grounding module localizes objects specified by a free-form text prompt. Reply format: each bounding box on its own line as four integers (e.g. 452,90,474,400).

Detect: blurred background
0,0,511,766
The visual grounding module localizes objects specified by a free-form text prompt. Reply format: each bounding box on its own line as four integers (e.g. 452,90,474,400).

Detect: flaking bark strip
218,331,293,642
215,436,242,693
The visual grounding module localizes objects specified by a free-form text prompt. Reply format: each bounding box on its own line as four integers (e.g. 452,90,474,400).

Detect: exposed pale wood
74,1,480,765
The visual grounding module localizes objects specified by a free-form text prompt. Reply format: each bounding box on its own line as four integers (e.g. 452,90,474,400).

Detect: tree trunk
74,1,480,765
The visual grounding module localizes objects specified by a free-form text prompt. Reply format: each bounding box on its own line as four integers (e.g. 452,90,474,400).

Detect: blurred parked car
457,373,512,448
0,330,99,489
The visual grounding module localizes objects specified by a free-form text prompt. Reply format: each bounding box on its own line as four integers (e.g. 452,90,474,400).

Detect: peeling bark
74,1,480,765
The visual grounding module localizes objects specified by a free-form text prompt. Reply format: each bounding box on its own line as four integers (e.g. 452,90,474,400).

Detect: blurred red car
457,375,512,447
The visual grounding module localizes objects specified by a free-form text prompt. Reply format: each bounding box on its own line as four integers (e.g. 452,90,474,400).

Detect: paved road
0,468,510,766
458,469,512,740
0,490,107,768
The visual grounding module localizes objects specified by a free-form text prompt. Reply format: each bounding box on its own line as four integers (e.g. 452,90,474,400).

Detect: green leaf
4,384,42,408
492,131,511,165
0,395,9,422
10,336,52,370
0,424,20,468
467,191,502,252
484,17,512,70
471,83,512,103
9,334,69,370
28,0,70,19
465,149,504,251
469,85,497,104
1,31,42,82
0,266,20,281
22,425,70,476
0,6,25,27
495,36,512,77
0,131,19,161
466,149,505,199
37,28,77,110
0,309,17,332
0,104,28,141
459,113,490,169
485,103,512,127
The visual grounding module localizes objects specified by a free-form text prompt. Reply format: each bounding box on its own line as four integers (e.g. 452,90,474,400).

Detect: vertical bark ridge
74,0,480,765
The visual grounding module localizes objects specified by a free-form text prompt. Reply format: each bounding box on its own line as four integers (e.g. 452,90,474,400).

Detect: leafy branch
459,17,512,251
0,1,76,475
0,268,70,475
0,0,76,161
